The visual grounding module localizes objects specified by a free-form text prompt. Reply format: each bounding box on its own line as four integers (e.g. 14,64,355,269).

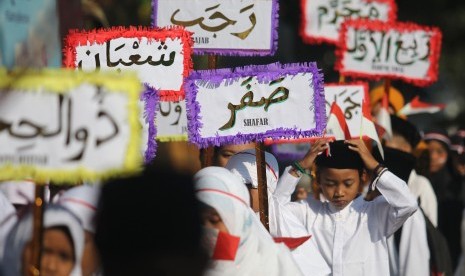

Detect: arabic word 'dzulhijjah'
0,88,120,163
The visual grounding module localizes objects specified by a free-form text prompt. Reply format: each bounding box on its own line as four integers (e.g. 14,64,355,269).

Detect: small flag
398,96,446,116
361,100,384,159
375,93,392,140
326,102,351,140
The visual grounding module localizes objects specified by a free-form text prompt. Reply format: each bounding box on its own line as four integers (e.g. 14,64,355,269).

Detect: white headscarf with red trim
57,185,101,233
1,205,84,276
225,149,279,192
194,167,302,276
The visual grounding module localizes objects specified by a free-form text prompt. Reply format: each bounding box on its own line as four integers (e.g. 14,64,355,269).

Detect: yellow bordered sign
0,69,143,184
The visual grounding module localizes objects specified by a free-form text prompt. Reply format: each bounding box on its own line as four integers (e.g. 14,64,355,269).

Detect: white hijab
1,205,84,276
194,167,302,276
57,185,101,233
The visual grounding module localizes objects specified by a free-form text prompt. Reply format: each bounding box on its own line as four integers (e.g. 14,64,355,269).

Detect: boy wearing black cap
274,139,418,276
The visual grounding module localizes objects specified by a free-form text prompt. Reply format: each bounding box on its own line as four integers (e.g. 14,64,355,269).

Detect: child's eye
209,215,222,224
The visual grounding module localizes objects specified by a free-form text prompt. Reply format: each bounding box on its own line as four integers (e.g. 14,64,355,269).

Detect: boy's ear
361,169,368,183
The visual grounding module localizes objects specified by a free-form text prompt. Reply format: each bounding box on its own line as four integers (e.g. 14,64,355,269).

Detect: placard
300,0,396,45
153,0,278,56
335,20,442,87
0,0,62,69
156,100,188,142
0,70,142,183
324,83,370,138
63,27,193,101
185,62,326,148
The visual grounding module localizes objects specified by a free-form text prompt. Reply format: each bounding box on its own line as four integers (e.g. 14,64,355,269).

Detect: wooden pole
201,55,218,168
29,184,45,276
384,78,391,98
255,142,269,231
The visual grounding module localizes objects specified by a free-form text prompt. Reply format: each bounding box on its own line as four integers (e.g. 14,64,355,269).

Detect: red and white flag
375,93,392,140
326,102,351,140
398,96,446,116
361,100,384,159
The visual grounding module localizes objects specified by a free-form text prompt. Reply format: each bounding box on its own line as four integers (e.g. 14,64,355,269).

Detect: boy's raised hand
344,139,379,172
298,138,332,170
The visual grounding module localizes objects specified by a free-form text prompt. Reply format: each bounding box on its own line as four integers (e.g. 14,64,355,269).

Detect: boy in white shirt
274,139,418,276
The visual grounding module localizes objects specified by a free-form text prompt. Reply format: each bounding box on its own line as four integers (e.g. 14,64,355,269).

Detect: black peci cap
315,140,364,170
390,115,421,149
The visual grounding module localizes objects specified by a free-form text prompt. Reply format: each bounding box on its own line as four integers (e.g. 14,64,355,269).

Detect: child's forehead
319,167,360,177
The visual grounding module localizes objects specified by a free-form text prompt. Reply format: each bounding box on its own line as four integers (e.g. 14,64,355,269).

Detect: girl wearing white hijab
225,149,331,276
57,185,101,276
194,166,302,276
1,205,84,276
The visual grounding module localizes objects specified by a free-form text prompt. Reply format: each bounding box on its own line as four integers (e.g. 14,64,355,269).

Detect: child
1,205,84,276
274,139,418,276
58,185,101,276
194,166,302,276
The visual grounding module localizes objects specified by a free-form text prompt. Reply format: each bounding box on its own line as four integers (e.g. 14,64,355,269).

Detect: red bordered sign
63,26,193,101
335,20,442,87
300,0,397,45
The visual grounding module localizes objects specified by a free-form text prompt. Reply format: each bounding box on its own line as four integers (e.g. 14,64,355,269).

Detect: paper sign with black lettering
153,0,278,56
300,0,396,45
185,62,326,148
335,20,442,87
156,100,188,142
63,27,193,101
0,70,143,183
324,83,369,138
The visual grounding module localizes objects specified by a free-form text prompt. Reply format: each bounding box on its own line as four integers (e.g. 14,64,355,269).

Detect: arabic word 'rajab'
170,3,257,40
219,76,289,131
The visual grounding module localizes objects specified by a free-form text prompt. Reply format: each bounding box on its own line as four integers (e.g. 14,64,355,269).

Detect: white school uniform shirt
387,208,430,276
408,170,438,227
274,169,418,276
226,152,331,276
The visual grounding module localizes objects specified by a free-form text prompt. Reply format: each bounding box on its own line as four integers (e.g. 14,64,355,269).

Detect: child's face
40,228,75,276
200,204,229,233
214,143,255,167
427,140,448,173
318,168,361,210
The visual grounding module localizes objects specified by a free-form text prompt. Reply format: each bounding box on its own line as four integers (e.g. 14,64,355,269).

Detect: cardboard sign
300,0,396,45
63,27,193,101
0,0,62,69
324,83,370,138
335,20,442,87
153,0,278,56
185,62,326,148
0,70,143,183
156,100,188,142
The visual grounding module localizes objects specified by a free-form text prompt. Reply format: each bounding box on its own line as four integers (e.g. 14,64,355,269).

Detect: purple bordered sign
152,0,279,56
184,62,326,148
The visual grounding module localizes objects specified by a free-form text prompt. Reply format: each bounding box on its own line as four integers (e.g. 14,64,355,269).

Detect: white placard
301,0,395,44
154,0,277,55
75,37,183,91
185,63,326,147
324,83,369,138
64,27,193,100
0,71,142,182
156,101,188,141
337,20,442,86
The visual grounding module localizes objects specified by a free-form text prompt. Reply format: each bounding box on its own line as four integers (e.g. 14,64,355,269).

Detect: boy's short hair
315,140,364,172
